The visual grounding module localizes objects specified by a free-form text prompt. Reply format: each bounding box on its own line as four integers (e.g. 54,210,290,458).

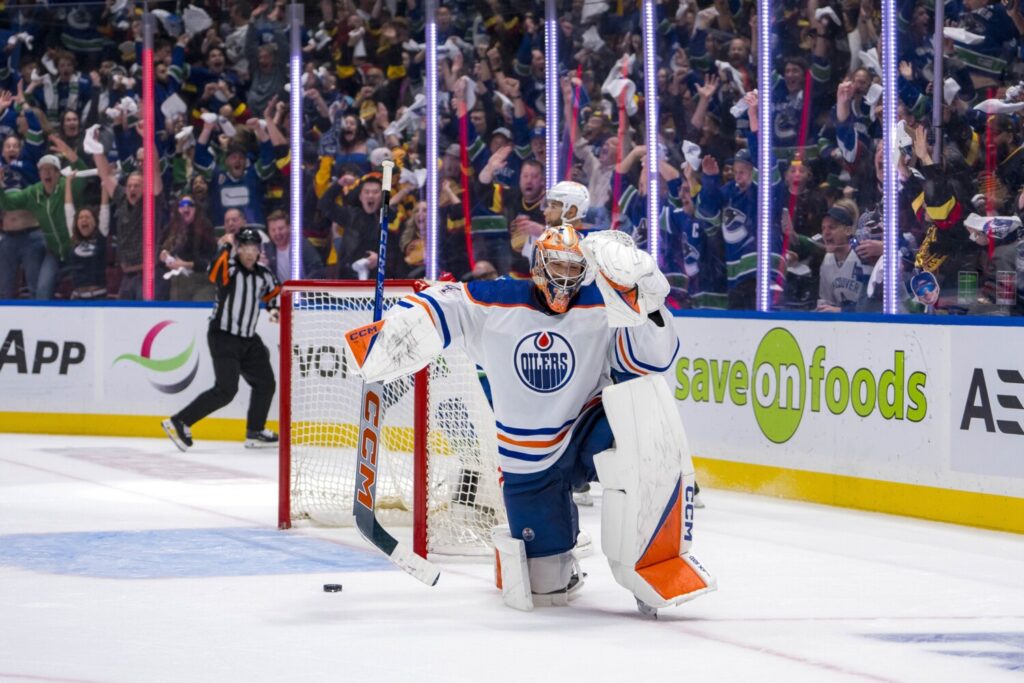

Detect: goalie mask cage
278,280,506,557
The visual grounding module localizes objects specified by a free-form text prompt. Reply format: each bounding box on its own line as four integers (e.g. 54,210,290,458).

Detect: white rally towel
681,141,702,171
943,27,985,45
973,99,1024,115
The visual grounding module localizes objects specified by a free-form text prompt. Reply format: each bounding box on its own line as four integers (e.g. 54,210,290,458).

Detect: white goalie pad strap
527,552,574,594
594,375,717,609
580,232,670,327
492,526,533,611
344,304,444,384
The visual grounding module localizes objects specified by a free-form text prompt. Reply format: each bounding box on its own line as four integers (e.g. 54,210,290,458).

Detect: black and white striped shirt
207,245,281,338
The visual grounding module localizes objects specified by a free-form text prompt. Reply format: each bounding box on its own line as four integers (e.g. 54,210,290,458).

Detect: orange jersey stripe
617,333,646,375
496,426,571,449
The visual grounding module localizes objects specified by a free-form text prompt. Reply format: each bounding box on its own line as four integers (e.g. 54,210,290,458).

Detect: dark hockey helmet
237,227,263,246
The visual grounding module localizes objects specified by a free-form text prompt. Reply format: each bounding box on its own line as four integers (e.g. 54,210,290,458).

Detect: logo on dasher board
114,321,199,394
514,331,575,393
674,327,928,443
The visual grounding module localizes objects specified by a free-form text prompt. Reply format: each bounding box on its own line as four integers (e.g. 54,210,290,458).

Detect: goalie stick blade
390,542,441,586
353,379,441,587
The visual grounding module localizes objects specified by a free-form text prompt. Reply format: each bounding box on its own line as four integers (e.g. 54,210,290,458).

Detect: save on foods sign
673,326,928,444
668,316,949,491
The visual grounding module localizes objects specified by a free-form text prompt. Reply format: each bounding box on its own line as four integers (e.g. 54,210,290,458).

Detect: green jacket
0,158,88,260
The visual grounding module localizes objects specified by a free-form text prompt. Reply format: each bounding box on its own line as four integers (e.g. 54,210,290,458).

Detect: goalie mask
547,181,591,223
532,224,588,313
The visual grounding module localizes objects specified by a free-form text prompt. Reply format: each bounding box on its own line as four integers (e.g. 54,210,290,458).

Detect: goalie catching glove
579,231,670,327
344,303,443,384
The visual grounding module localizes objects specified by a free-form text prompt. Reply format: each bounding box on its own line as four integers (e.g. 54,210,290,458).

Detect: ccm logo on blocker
673,328,928,443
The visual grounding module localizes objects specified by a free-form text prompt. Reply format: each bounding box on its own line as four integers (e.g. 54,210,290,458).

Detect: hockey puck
323,583,343,593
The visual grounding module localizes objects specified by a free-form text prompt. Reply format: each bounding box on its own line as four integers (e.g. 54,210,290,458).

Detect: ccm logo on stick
355,391,382,510
347,323,382,341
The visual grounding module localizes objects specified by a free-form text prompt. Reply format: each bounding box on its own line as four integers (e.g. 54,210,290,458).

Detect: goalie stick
349,160,440,586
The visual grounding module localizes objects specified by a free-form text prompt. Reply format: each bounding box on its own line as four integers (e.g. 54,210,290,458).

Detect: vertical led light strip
289,2,304,281
141,11,155,301
642,0,659,258
881,0,899,313
425,0,439,280
756,0,772,312
931,0,944,162
544,0,558,189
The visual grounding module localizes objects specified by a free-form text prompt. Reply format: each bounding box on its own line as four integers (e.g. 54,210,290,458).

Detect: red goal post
277,280,505,558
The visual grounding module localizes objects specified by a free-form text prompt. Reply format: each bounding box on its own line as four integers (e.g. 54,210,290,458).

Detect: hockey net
278,280,506,557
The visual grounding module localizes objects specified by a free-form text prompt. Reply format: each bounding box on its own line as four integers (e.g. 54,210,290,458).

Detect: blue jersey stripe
623,328,678,373
498,446,557,462
415,291,451,348
496,417,576,436
611,332,630,374
397,301,414,309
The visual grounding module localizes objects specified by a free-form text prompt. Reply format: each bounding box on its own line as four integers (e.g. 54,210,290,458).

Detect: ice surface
1,433,1022,683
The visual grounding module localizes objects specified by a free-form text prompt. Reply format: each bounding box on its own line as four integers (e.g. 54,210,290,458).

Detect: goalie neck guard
532,224,587,313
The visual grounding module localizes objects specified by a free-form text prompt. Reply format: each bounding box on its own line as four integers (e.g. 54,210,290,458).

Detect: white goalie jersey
353,278,680,476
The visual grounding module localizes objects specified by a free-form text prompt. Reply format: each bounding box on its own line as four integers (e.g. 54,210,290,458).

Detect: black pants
176,328,276,432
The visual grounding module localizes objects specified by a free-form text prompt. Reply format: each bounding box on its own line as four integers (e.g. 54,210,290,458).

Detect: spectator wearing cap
0,97,47,298
817,200,869,312
262,209,325,282
527,125,546,167
193,116,277,227
0,139,88,299
482,127,518,188
160,195,218,301
93,147,164,300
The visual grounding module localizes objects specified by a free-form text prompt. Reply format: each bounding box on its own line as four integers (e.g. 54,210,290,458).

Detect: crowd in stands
0,0,1021,316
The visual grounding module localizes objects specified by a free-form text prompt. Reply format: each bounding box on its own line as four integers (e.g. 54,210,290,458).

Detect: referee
162,227,282,451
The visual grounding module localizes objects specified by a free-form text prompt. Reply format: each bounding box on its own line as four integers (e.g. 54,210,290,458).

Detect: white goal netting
284,284,506,556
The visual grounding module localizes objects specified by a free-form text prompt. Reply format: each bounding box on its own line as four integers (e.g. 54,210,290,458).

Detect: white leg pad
594,375,717,609
492,526,533,611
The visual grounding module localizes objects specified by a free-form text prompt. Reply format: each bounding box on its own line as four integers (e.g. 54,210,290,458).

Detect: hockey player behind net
343,223,716,615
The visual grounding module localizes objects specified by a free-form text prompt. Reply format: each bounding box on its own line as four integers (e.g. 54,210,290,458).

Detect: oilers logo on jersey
514,331,576,393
